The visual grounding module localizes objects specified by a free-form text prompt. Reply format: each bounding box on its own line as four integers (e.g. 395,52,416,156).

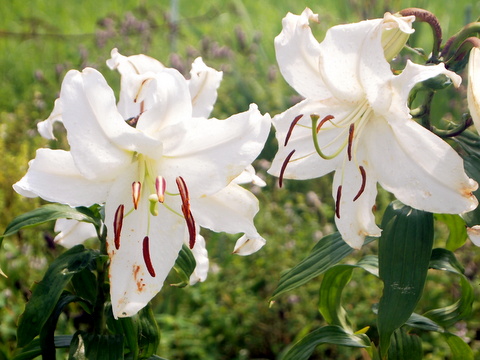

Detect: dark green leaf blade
281,325,369,360
171,245,196,287
68,331,124,360
387,328,422,360
17,245,96,347
377,201,434,357
2,204,99,240
443,332,474,360
272,233,375,300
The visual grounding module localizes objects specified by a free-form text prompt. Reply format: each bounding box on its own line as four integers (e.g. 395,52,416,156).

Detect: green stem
93,224,108,334
441,22,480,61
431,115,473,138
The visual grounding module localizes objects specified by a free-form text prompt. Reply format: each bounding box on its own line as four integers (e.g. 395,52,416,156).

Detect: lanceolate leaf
443,333,474,360
12,336,72,360
1,204,100,240
271,233,375,300
281,325,370,360
319,255,378,331
17,245,97,347
386,328,422,360
377,201,434,357
434,214,468,251
68,331,124,360
171,245,196,287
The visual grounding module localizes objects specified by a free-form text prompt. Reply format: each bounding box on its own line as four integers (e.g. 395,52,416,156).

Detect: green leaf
17,245,97,347
319,255,378,331
110,304,160,360
71,267,97,310
272,232,375,300
434,214,468,251
424,248,473,327
171,245,196,287
281,325,370,360
405,312,444,333
387,328,422,360
2,204,100,240
443,333,474,360
68,331,124,360
377,201,434,357
12,335,72,360
40,293,87,359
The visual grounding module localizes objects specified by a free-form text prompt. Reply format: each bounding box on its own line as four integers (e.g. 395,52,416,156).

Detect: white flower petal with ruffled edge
275,8,332,100
233,234,266,255
134,69,193,140
13,149,112,206
37,98,63,140
60,68,162,180
388,61,461,118
188,234,209,285
234,165,266,187
467,225,480,246
366,116,478,213
104,164,185,318
331,149,381,249
159,104,271,197
54,218,98,248
191,182,260,236
468,47,480,134
188,57,223,118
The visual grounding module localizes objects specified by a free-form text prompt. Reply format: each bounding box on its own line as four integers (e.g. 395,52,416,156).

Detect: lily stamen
114,204,124,250
132,181,142,210
353,166,367,201
335,185,342,219
285,114,303,146
347,124,355,161
316,114,335,133
142,236,156,277
279,149,296,188
311,115,348,160
155,176,166,203
176,176,196,249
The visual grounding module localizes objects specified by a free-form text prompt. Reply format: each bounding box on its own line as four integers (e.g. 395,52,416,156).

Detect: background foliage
1,0,480,358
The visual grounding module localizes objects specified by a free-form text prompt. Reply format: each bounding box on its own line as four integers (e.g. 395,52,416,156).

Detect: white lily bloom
269,8,478,249
468,47,480,134
15,60,270,318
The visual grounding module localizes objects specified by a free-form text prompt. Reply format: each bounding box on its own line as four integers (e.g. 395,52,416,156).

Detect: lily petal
104,165,185,318
332,151,381,249
135,68,193,140
188,233,209,285
13,149,111,206
233,234,266,255
275,8,332,99
468,47,480,134
54,218,97,248
60,68,161,180
191,182,261,237
367,116,478,213
37,98,63,140
188,57,223,118
160,104,271,197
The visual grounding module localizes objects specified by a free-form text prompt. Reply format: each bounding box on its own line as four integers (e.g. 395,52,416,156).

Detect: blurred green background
1,0,480,359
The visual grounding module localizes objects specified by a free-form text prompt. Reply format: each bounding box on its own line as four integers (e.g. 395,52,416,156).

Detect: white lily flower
14,63,270,318
468,47,480,134
269,8,478,249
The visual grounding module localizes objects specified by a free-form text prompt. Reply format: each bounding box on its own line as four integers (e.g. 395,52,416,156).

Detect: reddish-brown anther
142,236,156,277
113,204,124,250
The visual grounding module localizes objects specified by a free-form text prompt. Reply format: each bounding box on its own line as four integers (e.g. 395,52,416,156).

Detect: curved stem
400,8,442,62
431,115,473,138
442,22,480,61
445,37,480,67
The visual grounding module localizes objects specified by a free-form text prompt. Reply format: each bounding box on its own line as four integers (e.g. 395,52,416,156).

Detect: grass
1,0,480,359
